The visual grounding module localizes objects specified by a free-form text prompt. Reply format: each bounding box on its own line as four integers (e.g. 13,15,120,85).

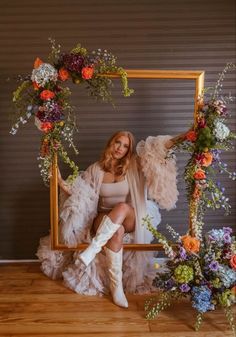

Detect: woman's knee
114,202,132,215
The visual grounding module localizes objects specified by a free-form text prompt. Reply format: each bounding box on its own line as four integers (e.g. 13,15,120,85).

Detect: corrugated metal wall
0,0,235,259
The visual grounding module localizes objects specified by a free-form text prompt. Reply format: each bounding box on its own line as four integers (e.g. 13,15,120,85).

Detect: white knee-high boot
79,215,120,267
104,246,128,308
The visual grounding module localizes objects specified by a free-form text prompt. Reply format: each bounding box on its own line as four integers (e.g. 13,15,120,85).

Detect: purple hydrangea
211,99,228,117
223,233,232,244
165,278,175,290
223,227,233,234
209,260,220,272
212,149,221,162
36,102,64,122
206,228,232,247
179,283,190,293
179,247,187,260
60,53,85,72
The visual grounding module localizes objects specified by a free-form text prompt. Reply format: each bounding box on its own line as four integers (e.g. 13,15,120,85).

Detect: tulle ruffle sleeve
136,135,178,210
60,171,99,247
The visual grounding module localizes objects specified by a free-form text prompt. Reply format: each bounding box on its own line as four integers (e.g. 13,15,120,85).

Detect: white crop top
98,177,130,212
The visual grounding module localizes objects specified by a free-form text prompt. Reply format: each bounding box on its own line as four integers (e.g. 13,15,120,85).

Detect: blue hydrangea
191,286,215,313
206,228,232,246
217,265,236,288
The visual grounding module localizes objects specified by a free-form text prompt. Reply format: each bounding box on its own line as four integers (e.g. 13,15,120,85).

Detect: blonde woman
37,131,183,308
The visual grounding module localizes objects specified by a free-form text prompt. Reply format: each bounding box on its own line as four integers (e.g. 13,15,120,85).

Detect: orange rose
40,90,55,100
34,57,43,69
81,66,94,80
185,130,197,142
181,235,200,253
193,169,206,180
32,81,40,90
41,122,53,133
202,152,213,167
58,68,70,81
230,255,236,270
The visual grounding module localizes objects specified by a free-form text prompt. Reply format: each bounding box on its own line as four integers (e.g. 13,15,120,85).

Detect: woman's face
111,135,130,160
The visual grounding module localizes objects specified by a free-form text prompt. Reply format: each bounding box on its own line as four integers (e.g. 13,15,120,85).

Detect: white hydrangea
214,120,230,141
31,63,58,86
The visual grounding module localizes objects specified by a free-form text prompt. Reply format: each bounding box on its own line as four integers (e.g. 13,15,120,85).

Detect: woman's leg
79,202,135,267
93,202,135,252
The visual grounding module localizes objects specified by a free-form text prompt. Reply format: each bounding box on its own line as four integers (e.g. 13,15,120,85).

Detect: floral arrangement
144,221,236,332
11,38,134,184
174,63,236,238
144,64,236,332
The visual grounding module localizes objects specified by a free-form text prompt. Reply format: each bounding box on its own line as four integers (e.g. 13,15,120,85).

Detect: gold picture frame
50,69,205,251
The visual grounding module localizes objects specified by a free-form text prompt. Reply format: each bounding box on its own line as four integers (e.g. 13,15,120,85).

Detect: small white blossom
214,120,230,140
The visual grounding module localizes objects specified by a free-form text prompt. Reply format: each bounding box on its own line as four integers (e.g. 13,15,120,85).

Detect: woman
37,131,181,308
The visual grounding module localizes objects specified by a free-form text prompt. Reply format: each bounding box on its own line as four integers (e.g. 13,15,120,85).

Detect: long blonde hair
99,131,135,176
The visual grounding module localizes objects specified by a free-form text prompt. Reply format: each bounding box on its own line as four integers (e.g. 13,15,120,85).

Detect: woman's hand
57,167,72,195
57,167,62,183
167,129,192,148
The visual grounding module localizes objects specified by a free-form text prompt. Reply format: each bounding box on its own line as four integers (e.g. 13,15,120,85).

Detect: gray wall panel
0,0,235,258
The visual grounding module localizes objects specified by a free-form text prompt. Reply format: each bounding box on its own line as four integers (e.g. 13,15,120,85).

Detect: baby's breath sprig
224,306,236,333
48,37,61,65
194,312,204,331
166,225,181,243
145,292,173,319
213,62,236,99
143,215,176,259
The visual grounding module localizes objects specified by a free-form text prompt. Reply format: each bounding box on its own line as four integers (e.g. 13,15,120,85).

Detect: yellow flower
154,262,160,269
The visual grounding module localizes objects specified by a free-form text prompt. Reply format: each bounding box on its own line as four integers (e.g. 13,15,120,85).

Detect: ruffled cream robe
37,135,178,295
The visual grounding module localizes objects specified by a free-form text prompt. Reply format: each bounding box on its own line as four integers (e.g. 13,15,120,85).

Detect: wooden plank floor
0,263,235,337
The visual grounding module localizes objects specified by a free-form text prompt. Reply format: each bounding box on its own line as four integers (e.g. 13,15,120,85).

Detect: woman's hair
99,131,135,176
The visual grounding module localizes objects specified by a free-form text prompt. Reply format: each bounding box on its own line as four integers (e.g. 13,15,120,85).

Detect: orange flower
81,66,94,80
202,152,213,167
41,122,53,133
34,57,43,69
193,186,202,199
32,81,40,90
40,142,50,157
40,90,55,100
181,235,200,253
231,286,236,295
193,169,206,180
230,255,236,270
185,130,197,142
58,68,70,81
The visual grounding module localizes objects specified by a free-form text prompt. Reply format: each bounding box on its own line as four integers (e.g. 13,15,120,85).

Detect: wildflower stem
224,306,236,333
194,312,204,331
